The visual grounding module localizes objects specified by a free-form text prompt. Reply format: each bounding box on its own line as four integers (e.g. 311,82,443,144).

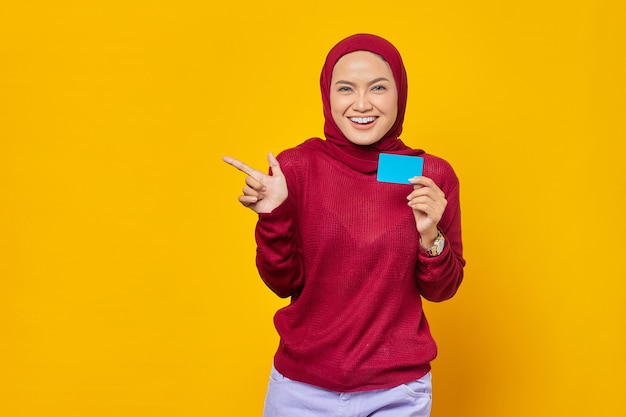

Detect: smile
349,116,377,124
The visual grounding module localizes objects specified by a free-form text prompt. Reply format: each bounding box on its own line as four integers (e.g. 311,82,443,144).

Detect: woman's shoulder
276,138,326,167
273,138,330,190
421,152,459,188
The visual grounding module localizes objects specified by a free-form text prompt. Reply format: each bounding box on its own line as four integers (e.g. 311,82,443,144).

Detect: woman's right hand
222,152,288,214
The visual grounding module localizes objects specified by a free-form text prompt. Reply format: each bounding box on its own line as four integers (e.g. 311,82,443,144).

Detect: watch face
423,233,445,256
434,237,444,254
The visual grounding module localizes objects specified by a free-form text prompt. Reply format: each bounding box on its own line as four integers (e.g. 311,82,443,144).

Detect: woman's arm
414,179,465,302
408,160,465,302
223,151,304,298
255,201,304,298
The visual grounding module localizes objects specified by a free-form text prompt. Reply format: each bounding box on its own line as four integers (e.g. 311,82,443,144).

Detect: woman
223,33,465,417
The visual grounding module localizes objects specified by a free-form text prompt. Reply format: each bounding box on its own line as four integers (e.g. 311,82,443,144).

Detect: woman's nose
352,92,373,112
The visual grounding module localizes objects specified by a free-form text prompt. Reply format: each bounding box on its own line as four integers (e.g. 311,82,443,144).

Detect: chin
346,136,382,146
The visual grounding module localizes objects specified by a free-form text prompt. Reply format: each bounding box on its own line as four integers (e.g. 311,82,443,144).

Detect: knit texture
255,139,465,392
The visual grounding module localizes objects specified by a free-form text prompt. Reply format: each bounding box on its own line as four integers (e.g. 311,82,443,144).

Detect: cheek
390,104,398,121
329,96,347,120
385,93,398,115
384,98,398,123
329,94,342,110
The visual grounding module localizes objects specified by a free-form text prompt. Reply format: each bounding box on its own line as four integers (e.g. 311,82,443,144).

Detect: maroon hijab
304,33,423,173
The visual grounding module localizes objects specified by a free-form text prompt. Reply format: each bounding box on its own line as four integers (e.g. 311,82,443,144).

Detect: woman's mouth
349,116,377,125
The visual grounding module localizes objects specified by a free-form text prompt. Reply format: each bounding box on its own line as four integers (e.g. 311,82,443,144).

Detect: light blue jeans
262,365,432,417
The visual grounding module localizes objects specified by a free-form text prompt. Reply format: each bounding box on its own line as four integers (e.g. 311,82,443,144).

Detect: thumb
267,152,283,176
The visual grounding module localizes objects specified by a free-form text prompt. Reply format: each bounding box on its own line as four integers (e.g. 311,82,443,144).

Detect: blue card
377,153,424,184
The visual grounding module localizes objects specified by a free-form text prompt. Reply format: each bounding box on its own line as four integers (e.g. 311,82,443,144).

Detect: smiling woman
1,1,625,416
330,51,398,146
222,33,465,417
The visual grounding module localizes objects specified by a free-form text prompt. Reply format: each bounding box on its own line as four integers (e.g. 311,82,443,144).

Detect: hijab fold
303,33,423,174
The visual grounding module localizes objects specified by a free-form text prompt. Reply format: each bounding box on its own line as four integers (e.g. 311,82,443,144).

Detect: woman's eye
372,85,386,92
338,86,352,92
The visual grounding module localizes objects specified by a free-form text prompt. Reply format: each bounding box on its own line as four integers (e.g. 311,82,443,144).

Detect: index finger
222,155,261,177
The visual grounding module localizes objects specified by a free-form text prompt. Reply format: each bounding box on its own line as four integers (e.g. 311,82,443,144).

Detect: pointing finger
222,155,262,178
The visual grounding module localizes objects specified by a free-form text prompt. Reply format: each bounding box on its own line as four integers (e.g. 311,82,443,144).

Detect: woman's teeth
350,117,376,124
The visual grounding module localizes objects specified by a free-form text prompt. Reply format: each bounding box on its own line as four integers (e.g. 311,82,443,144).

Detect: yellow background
1,1,625,416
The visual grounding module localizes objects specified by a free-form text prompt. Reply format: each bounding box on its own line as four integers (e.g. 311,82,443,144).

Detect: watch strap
420,230,445,257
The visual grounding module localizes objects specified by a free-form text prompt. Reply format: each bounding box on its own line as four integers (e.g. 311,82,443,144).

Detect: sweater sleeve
254,151,305,299
416,160,466,302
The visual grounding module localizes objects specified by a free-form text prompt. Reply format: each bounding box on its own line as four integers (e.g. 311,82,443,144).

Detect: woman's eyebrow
334,77,391,86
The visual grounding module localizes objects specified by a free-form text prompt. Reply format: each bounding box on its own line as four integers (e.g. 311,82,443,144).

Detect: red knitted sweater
255,139,465,392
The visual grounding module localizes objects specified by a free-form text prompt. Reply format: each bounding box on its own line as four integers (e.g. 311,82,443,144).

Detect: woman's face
329,51,398,146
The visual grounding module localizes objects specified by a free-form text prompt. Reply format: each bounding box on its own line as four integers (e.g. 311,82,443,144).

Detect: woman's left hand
407,176,447,246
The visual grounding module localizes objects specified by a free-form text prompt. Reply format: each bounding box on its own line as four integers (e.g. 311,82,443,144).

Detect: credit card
376,153,424,184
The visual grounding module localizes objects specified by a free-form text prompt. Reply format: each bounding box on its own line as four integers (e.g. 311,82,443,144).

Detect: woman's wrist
419,229,439,249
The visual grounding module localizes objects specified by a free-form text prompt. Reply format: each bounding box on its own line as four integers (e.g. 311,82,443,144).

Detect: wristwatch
421,231,445,257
